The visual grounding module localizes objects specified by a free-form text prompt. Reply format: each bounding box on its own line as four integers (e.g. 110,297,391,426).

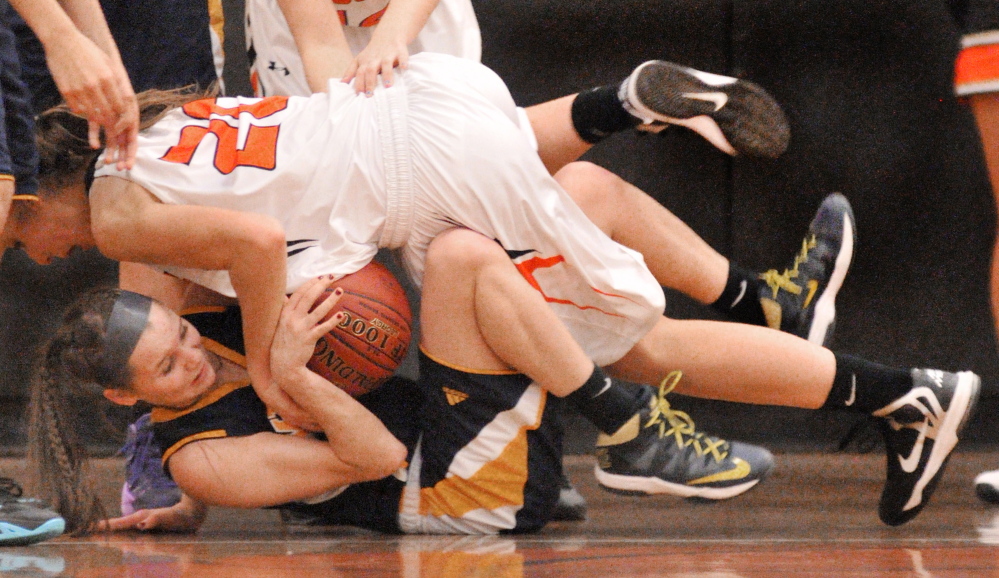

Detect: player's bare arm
277,0,354,93
88,176,311,429
271,277,407,472
342,0,440,94
11,0,138,169
101,493,208,533
169,281,406,509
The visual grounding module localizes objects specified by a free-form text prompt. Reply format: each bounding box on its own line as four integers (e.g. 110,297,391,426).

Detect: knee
554,161,623,214
426,228,507,276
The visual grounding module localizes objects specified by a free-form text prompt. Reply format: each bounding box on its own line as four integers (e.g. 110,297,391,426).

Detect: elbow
353,438,408,482
377,438,409,478
249,215,287,257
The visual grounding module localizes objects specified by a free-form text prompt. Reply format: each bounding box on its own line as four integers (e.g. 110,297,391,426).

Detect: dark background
0,0,994,454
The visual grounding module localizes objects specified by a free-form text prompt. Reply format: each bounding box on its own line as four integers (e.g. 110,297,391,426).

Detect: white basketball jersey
96,54,665,366
95,88,396,296
245,0,481,97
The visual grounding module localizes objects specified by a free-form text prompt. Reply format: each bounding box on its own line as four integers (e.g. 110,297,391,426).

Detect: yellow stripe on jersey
202,338,247,367
150,379,251,423
0,174,39,201
418,384,546,519
161,429,227,464
419,346,519,376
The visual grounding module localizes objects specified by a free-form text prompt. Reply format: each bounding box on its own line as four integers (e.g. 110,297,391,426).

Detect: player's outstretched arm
11,0,138,170
100,493,208,533
277,0,354,93
342,0,439,95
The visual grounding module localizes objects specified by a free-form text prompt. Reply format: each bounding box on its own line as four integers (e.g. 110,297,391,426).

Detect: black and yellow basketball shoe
593,372,774,500
619,60,790,158
758,193,855,347
875,368,980,526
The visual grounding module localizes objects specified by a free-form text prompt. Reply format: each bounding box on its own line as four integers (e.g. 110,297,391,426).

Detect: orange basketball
307,262,413,397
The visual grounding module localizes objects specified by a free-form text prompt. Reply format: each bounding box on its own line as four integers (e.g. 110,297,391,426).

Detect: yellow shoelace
645,371,729,463
758,234,817,298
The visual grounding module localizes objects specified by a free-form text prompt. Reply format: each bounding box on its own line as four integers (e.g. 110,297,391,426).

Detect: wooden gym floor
5,450,999,576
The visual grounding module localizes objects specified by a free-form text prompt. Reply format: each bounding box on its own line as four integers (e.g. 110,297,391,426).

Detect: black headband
97,290,153,384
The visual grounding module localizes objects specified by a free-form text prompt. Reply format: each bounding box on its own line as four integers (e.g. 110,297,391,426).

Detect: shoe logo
592,377,613,399
442,387,468,406
730,280,747,308
898,422,929,474
844,374,856,406
803,280,819,308
682,92,728,111
887,388,943,473
688,457,751,485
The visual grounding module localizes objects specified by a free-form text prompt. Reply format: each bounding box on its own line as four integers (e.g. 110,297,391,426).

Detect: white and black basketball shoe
874,368,980,526
620,60,790,158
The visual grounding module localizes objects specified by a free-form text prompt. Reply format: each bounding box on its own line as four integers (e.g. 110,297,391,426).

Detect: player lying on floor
33,209,978,534
18,52,977,530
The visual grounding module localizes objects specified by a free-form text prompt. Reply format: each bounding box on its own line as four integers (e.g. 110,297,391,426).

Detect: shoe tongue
597,414,642,446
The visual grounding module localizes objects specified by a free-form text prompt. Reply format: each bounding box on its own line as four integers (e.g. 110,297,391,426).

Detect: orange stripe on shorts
956,42,999,95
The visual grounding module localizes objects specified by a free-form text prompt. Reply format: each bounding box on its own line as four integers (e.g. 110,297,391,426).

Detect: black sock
570,85,641,144
710,264,767,327
822,353,913,413
565,366,649,435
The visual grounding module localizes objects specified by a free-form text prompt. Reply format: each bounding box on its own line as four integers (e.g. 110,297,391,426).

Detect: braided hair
27,287,135,534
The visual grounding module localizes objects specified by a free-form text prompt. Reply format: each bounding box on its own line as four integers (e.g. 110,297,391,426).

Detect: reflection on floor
4,451,999,576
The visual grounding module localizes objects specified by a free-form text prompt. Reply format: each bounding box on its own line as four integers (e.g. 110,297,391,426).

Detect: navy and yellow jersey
148,305,421,534
150,306,303,472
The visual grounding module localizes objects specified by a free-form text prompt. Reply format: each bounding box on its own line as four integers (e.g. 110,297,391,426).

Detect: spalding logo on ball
307,262,412,397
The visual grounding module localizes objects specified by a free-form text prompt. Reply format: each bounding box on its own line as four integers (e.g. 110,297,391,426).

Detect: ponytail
27,288,132,533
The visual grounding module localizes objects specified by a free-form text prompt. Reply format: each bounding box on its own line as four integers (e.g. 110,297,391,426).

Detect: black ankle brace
570,85,641,144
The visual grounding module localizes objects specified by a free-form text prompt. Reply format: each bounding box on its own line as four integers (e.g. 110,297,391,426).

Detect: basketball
307,262,413,397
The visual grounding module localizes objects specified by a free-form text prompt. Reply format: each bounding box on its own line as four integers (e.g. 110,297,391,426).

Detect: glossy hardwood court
6,451,999,577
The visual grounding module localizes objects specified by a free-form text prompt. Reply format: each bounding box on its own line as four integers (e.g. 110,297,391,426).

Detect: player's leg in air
555,162,852,348
527,59,791,174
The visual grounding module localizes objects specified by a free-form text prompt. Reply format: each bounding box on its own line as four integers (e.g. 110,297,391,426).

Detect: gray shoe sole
624,60,791,158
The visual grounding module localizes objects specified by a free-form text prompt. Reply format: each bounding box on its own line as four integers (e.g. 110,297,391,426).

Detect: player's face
5,183,95,265
124,304,219,410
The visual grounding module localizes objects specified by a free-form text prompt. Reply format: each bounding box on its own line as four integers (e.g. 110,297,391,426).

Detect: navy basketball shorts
0,5,37,200
396,350,565,534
